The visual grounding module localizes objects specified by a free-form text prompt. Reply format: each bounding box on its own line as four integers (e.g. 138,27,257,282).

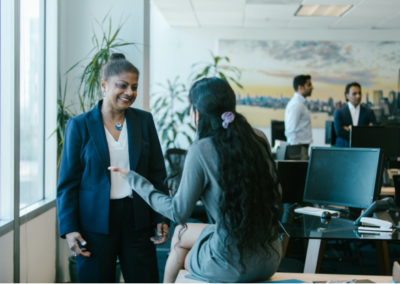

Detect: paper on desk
263,280,307,283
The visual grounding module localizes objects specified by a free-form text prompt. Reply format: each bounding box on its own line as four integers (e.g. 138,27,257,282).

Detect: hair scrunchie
221,112,235,129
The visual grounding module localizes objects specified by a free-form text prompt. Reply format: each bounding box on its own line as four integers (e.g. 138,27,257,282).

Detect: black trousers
76,197,159,283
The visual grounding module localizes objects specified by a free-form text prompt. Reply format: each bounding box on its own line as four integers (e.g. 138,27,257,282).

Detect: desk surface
176,270,393,283
280,215,400,241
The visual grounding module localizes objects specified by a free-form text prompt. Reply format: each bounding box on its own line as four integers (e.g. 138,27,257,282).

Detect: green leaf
214,56,221,66
177,112,185,123
184,133,193,144
229,77,243,89
218,72,228,83
102,9,112,24
188,124,196,132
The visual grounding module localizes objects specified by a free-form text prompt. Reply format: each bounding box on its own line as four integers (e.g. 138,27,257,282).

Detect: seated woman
110,77,282,283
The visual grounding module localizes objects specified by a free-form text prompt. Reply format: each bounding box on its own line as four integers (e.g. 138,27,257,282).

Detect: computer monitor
303,147,384,209
325,121,337,146
276,161,308,203
350,126,400,159
271,120,286,145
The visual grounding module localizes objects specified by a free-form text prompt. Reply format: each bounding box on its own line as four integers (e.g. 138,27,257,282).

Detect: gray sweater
126,137,281,282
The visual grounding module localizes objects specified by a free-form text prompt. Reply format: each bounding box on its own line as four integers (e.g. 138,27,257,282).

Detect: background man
285,75,314,150
334,82,377,147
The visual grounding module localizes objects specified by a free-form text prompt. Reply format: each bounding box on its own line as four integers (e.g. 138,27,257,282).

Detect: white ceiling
152,0,400,29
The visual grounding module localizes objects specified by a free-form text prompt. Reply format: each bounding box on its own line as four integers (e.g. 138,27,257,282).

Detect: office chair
165,148,187,196
275,140,288,160
325,121,337,146
284,145,309,160
164,148,213,224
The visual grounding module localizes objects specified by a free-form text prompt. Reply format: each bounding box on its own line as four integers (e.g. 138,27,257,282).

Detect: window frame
0,0,58,235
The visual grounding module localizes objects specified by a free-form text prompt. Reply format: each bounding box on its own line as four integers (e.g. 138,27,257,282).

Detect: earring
102,91,105,98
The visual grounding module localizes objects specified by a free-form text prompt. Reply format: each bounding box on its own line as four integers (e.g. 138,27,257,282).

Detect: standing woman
57,53,169,283
111,77,282,283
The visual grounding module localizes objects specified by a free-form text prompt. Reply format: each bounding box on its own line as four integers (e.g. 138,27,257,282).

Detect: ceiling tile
245,4,299,18
200,20,243,27
152,0,400,30
192,0,245,10
244,17,288,26
287,16,338,28
302,0,362,4
362,0,400,6
246,0,302,3
376,14,400,28
345,5,400,17
153,0,192,9
331,17,385,28
289,17,339,23
287,22,333,28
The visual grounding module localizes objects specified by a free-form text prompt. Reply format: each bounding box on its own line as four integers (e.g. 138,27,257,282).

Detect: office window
19,0,45,209
1,0,15,221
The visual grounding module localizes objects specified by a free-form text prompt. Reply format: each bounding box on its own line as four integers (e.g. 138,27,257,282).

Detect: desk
280,215,400,275
175,270,392,283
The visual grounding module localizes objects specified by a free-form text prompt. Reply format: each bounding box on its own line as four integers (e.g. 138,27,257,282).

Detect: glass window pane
19,0,45,209
1,0,15,220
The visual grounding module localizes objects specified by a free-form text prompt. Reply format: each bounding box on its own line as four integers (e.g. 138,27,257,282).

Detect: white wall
59,0,149,114
0,208,57,283
150,1,400,149
0,231,13,282
19,208,57,282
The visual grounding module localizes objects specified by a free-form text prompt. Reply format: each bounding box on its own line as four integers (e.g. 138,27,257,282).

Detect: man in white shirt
333,82,377,147
285,75,314,149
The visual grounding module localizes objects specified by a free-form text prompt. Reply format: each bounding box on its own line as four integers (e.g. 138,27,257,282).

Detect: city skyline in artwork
219,40,400,127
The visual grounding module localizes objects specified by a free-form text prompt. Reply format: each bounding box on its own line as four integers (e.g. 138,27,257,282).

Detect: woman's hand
66,232,91,257
108,167,129,179
151,223,169,245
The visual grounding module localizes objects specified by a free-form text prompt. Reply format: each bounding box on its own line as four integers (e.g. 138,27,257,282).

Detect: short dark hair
293,75,311,92
344,82,361,101
102,53,139,81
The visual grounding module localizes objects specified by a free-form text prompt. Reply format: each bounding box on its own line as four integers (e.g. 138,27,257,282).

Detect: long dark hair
188,77,281,270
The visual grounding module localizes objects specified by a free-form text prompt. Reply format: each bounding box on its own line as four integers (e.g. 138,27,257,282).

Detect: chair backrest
325,120,337,146
271,120,286,146
165,148,187,195
284,145,308,160
276,160,309,203
276,140,289,160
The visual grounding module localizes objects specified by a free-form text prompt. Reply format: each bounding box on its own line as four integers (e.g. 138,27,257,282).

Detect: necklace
101,111,124,131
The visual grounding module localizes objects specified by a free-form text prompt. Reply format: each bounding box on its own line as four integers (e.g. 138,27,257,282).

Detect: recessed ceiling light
296,5,352,17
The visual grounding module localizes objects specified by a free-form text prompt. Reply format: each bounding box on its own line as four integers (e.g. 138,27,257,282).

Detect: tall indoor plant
66,14,137,111
151,76,195,150
191,51,243,89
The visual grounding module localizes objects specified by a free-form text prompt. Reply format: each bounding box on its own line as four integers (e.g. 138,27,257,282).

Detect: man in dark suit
334,82,377,147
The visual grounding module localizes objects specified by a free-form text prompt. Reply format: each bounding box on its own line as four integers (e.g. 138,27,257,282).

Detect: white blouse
104,120,132,199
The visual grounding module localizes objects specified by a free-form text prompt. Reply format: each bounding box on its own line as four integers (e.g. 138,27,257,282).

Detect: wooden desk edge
176,270,393,283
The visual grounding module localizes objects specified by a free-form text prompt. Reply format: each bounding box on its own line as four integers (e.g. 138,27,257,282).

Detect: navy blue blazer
57,100,168,238
333,104,377,147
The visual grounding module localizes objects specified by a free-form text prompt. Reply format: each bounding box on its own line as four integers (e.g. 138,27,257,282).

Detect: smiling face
101,72,138,111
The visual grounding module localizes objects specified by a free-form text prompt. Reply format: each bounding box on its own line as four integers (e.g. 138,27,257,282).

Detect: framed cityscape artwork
219,40,400,127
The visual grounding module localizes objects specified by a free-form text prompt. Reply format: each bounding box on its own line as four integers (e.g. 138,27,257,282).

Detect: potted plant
191,51,243,89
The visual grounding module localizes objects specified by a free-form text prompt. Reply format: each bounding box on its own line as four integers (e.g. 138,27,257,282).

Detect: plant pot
68,256,121,283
